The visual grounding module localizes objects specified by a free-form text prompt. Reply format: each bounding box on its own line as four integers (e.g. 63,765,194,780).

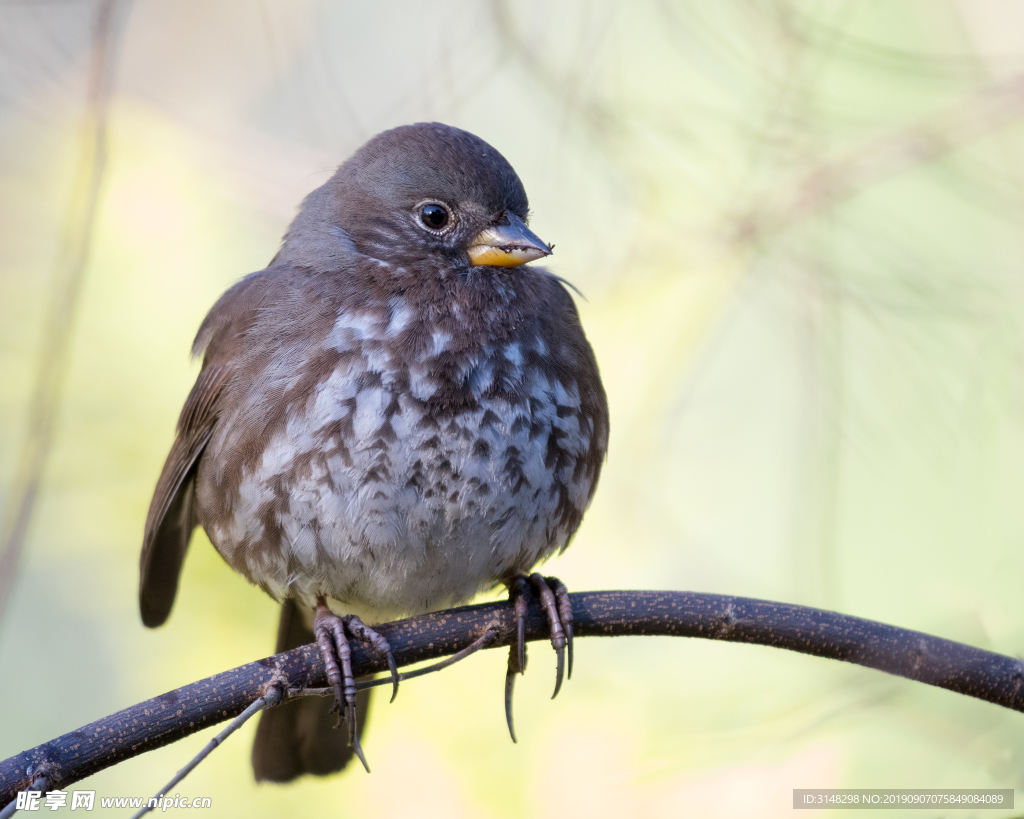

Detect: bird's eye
419,203,449,230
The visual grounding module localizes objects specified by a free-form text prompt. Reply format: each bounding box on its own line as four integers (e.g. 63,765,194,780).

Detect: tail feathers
139,473,196,628
252,599,371,783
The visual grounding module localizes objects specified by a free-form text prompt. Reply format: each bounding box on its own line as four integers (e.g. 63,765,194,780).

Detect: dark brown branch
4,590,1024,804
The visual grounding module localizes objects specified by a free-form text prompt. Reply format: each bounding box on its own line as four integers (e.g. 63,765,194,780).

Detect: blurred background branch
0,0,127,623
733,70,1024,243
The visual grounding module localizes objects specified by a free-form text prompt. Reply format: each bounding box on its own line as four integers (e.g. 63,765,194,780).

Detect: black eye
420,204,449,230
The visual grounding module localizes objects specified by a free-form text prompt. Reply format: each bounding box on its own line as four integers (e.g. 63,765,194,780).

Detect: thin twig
129,687,283,819
0,777,49,819
128,628,501,812
291,626,501,700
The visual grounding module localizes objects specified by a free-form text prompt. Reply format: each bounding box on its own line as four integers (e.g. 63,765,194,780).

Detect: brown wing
139,268,277,627
139,363,231,627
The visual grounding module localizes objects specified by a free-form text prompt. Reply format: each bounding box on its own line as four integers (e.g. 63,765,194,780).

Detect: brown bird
140,122,609,781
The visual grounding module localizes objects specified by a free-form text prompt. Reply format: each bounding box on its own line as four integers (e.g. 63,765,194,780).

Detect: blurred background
2,1,1024,816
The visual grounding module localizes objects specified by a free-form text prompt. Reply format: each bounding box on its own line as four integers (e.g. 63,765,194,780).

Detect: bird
139,122,609,781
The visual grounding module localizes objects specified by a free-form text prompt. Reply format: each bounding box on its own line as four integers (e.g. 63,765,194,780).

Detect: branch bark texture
4,590,1024,803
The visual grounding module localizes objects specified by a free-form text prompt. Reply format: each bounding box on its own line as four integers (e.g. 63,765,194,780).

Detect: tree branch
4,590,1024,804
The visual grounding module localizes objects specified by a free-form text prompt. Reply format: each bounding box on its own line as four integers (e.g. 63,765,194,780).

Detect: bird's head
278,122,552,273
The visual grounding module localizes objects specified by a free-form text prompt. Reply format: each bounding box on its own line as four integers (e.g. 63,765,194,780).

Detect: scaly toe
344,614,400,704
529,573,568,699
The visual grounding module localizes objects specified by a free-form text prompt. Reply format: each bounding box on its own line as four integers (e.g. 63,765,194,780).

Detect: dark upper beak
466,212,552,267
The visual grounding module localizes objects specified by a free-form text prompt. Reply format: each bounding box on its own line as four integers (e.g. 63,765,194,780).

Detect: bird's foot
503,573,574,743
313,597,399,773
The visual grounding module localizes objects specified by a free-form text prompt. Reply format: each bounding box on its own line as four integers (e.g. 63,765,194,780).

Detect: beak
466,212,552,267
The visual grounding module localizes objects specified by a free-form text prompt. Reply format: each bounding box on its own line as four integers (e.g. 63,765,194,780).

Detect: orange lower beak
466,212,552,268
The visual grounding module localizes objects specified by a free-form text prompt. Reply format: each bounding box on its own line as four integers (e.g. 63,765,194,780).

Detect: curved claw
551,643,565,700
549,576,575,680
348,703,370,773
504,662,518,743
529,573,567,699
500,574,575,742
385,649,399,703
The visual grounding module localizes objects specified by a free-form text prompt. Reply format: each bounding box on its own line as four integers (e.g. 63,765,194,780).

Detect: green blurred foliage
2,1,1024,816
